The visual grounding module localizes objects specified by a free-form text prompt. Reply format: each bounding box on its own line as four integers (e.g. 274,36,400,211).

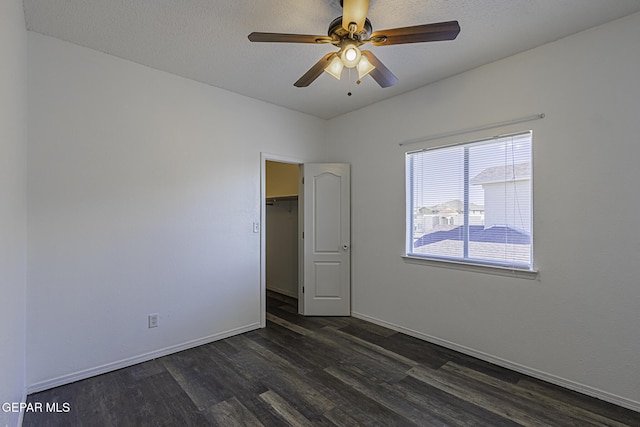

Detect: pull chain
347,68,352,96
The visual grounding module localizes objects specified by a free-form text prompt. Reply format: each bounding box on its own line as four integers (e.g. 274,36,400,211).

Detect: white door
301,163,350,316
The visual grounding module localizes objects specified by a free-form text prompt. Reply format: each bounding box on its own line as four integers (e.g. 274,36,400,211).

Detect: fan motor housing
328,16,372,41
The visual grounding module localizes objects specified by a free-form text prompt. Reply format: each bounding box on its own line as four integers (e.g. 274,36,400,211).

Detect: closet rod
398,113,545,147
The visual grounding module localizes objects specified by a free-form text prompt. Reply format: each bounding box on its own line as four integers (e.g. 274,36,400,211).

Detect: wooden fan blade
294,53,336,87
248,32,333,44
361,51,398,88
342,0,370,32
371,21,460,46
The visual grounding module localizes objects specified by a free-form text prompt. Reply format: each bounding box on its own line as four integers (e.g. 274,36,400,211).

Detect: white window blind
406,131,533,270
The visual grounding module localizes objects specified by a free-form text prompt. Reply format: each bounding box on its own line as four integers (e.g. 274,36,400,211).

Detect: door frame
260,152,305,327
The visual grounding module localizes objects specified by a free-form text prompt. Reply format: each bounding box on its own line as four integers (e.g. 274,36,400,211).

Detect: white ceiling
23,0,640,119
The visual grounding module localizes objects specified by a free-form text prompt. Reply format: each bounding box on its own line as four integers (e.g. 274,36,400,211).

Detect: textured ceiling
23,0,640,119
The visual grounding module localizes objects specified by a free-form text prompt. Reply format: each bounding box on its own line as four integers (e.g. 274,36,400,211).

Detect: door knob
342,244,349,250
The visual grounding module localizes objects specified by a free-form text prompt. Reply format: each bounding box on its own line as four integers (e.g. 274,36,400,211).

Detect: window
406,131,533,270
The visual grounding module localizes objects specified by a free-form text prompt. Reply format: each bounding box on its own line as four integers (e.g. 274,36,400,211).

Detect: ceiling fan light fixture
345,48,357,62
324,55,344,80
340,40,361,68
248,0,459,89
357,55,375,79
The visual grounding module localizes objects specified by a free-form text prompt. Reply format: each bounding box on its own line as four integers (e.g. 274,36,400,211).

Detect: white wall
26,33,325,391
266,200,299,297
0,1,27,426
326,12,640,410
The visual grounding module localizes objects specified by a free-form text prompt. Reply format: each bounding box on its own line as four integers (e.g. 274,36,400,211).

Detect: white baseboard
26,322,262,394
352,311,640,413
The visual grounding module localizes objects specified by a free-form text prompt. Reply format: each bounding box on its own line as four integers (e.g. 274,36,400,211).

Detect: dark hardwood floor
24,292,640,426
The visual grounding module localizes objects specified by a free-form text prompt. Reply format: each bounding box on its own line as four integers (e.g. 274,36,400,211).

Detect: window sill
402,255,539,280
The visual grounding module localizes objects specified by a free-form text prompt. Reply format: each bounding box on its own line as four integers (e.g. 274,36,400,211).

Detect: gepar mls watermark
2,401,70,413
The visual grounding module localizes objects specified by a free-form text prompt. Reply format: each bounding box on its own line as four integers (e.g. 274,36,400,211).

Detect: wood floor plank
265,290,296,305
230,333,310,377
397,375,524,427
192,342,270,405
325,364,451,426
517,377,640,426
264,313,415,382
309,326,415,383
266,311,313,336
340,317,399,337
199,340,310,426
248,327,332,373
443,361,631,427
161,347,232,411
445,350,526,385
226,335,338,420
308,368,421,427
408,364,600,427
259,390,315,427
109,369,210,426
326,325,419,368
254,317,304,343
268,304,349,331
376,331,454,369
322,406,371,427
127,358,167,380
202,396,265,427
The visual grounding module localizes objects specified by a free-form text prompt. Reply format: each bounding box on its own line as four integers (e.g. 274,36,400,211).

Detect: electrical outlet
148,313,159,328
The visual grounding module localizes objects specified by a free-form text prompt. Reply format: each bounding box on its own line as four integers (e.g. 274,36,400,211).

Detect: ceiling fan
248,0,460,89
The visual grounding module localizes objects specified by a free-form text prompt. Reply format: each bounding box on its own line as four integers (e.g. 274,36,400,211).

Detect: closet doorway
264,159,301,307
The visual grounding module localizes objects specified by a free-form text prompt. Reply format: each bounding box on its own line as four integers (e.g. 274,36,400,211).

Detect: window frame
404,131,536,276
